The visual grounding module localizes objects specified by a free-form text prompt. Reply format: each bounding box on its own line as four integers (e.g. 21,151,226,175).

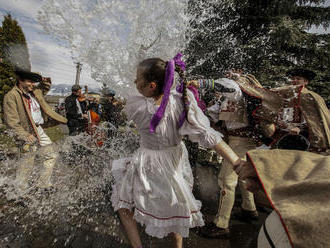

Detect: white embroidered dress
111,90,222,238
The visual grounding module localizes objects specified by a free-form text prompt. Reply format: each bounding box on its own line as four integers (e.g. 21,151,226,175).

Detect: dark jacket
65,94,87,127
100,97,115,123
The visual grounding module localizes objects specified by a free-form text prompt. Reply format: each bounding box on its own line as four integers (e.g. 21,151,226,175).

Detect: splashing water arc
38,0,189,95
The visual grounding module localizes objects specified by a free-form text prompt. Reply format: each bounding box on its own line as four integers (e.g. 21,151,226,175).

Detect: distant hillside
48,84,101,96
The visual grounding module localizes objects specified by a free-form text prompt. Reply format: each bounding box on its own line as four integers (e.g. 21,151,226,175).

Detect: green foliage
0,61,16,106
44,125,65,143
308,80,330,108
0,125,65,153
185,0,242,77
185,0,330,106
0,14,30,70
0,14,30,115
0,125,16,148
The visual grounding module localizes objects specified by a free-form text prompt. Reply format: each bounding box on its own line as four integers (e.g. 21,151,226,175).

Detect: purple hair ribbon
149,52,194,133
149,59,175,133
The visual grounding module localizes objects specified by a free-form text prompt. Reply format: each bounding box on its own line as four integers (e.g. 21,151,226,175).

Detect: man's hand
82,114,88,119
277,120,288,129
289,127,300,135
234,160,261,193
26,134,37,144
225,69,243,79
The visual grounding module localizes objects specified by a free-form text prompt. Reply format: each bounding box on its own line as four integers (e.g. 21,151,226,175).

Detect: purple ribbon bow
149,53,186,133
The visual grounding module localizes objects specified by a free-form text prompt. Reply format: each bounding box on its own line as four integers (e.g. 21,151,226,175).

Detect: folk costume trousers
214,136,257,228
16,126,57,193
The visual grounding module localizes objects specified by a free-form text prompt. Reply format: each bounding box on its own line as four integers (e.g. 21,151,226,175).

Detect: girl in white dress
111,54,241,248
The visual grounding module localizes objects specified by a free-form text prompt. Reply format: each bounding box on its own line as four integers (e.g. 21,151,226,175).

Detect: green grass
0,125,65,150
0,126,16,148
44,125,65,143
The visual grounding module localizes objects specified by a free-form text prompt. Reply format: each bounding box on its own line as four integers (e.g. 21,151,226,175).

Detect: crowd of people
64,84,126,136
2,53,329,248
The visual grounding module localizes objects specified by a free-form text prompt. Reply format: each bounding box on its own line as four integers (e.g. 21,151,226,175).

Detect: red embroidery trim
136,208,199,220
21,91,40,141
118,199,200,220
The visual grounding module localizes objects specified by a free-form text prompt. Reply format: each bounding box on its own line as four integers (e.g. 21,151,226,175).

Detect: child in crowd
111,53,241,248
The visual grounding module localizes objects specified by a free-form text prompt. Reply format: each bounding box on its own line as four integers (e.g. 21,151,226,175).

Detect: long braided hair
175,64,190,121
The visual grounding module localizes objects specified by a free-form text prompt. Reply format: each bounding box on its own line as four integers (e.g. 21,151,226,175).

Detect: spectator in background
100,88,117,125
65,85,88,135
88,97,102,116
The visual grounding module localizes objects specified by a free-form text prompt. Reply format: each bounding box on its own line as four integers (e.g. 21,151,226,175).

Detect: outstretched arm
213,140,240,167
35,77,52,95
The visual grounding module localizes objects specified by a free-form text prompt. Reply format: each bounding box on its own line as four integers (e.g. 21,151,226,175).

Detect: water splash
0,124,140,247
38,0,189,95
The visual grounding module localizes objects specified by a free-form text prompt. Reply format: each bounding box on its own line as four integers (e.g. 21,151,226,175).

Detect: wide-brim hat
14,67,42,83
286,68,316,81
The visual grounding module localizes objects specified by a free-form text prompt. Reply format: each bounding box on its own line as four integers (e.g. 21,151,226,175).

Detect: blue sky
0,0,100,87
0,0,329,86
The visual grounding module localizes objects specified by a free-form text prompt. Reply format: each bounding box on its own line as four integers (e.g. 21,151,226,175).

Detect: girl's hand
187,80,199,88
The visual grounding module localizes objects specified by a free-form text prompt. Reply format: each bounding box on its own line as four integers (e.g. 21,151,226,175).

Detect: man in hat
65,85,88,136
255,68,330,153
3,68,67,194
100,88,118,125
234,70,329,247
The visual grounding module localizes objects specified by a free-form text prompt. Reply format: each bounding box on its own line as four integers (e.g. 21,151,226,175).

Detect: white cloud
0,0,101,87
0,0,41,18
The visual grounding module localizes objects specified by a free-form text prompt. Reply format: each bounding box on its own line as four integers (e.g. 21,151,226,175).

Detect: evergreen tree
185,0,330,106
185,0,240,78
0,14,30,70
0,14,31,117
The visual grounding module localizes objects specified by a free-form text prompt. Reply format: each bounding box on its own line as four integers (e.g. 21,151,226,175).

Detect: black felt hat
286,68,316,81
71,84,82,92
14,67,42,83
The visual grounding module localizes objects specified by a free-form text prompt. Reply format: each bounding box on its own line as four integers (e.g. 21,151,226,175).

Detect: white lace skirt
111,142,204,238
